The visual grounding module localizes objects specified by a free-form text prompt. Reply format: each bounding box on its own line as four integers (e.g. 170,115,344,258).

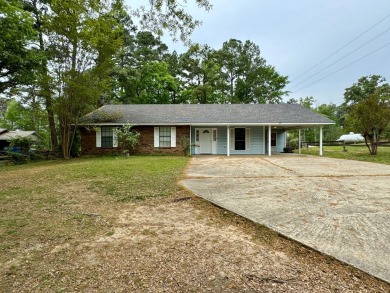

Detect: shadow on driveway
180,155,390,283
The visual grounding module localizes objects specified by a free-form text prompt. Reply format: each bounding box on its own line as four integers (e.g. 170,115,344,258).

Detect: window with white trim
235,128,246,150
154,127,176,147
96,127,118,148
101,127,114,148
159,127,171,147
230,127,251,151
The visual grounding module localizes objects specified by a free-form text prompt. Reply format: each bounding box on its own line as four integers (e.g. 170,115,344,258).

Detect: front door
271,132,277,152
199,129,212,154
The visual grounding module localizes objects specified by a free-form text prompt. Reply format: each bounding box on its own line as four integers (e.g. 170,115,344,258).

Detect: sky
130,0,390,106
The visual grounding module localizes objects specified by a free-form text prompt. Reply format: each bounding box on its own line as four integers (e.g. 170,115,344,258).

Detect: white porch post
268,125,271,156
227,126,230,156
298,129,301,154
319,126,323,156
189,126,192,156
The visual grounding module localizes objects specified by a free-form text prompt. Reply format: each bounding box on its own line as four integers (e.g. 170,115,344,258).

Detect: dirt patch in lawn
1,191,388,292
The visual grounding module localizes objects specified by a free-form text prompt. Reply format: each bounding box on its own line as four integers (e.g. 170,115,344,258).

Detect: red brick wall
80,126,190,156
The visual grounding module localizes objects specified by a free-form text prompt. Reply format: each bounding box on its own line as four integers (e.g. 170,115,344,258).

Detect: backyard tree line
1,0,389,157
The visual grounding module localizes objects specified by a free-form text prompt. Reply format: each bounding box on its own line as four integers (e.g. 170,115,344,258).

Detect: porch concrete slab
180,156,390,283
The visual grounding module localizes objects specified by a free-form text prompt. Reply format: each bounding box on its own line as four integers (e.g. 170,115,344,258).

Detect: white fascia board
79,123,126,126
79,122,335,127
190,122,335,127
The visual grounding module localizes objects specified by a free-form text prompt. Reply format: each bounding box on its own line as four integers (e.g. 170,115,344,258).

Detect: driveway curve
180,155,390,283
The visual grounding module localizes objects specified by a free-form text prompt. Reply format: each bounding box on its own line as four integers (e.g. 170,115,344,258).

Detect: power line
290,14,390,83
292,43,390,93
289,27,390,90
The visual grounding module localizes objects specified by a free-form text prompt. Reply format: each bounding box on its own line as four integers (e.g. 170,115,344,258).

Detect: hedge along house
78,104,335,156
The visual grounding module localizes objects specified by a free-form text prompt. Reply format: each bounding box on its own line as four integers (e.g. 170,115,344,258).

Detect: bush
7,136,41,164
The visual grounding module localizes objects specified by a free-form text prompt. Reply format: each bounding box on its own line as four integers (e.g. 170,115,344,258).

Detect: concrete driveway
180,155,390,283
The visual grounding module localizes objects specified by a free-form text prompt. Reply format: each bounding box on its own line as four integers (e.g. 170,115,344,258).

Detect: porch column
189,126,192,156
298,129,301,154
319,126,323,156
268,125,271,156
227,126,230,156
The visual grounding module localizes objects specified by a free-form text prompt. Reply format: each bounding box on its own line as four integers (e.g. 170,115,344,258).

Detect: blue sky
128,0,390,106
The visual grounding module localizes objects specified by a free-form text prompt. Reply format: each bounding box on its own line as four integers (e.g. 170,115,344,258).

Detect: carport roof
79,104,335,127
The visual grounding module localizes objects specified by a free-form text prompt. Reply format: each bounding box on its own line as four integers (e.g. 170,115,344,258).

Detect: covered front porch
190,124,325,156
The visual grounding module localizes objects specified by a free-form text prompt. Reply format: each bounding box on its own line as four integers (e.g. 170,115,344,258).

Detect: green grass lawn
1,155,389,291
0,156,189,265
300,144,390,165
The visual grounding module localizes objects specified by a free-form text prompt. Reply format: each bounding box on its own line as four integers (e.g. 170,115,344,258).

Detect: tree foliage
114,123,140,154
0,0,42,93
216,39,288,104
133,0,212,43
3,0,296,158
344,75,390,155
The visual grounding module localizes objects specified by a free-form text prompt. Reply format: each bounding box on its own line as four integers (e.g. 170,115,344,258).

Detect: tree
179,44,222,104
344,75,390,155
344,75,390,106
46,0,124,158
132,61,179,103
20,0,59,150
0,0,41,93
215,39,288,104
346,93,390,155
299,96,316,109
286,98,298,104
113,31,173,103
133,0,212,43
316,103,343,141
114,123,140,154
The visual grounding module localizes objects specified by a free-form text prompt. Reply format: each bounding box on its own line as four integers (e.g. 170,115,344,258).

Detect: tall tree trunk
61,39,78,159
33,0,58,149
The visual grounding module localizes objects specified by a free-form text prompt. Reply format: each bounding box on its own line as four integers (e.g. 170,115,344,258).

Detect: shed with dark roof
79,104,334,156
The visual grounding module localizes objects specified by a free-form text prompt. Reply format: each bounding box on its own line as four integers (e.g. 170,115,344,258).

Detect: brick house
79,104,334,156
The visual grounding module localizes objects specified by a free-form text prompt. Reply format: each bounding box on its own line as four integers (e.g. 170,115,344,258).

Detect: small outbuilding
0,129,42,151
79,104,335,156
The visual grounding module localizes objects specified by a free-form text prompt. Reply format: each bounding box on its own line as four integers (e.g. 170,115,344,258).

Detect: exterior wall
80,127,117,155
265,129,286,153
230,126,265,155
80,126,190,156
132,126,189,155
190,126,265,155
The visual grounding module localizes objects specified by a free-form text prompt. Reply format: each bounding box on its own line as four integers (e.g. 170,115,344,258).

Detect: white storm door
199,128,212,154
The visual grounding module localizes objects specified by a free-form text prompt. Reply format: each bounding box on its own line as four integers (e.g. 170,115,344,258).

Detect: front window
101,127,113,148
159,127,171,147
235,128,245,150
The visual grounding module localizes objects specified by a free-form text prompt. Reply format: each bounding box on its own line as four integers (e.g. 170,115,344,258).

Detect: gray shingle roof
79,104,334,126
0,131,40,141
